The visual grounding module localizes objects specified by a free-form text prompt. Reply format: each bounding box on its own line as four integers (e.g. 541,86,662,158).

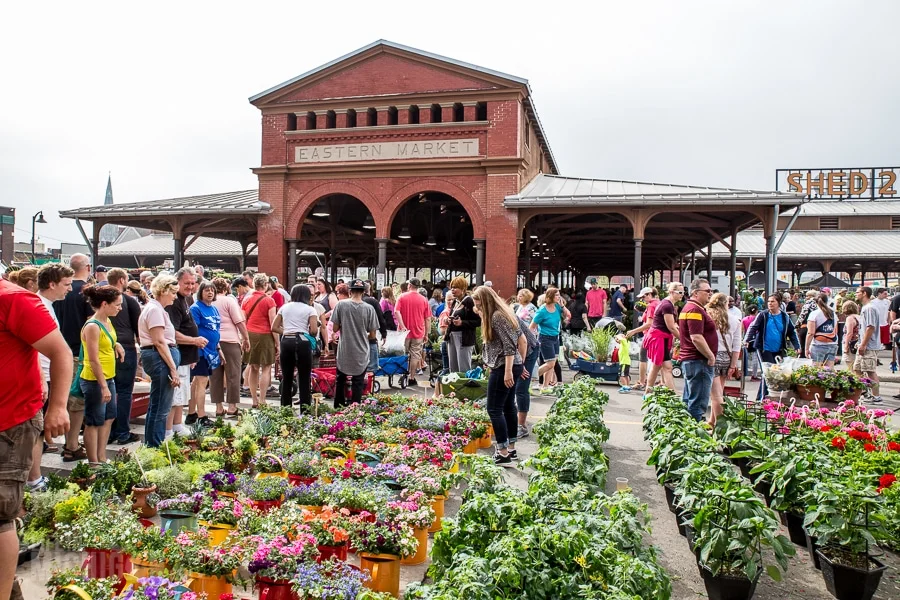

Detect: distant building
99,175,118,248
0,207,14,264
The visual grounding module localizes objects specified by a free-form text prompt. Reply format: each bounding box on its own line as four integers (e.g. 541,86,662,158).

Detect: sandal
226,407,240,418
62,446,87,462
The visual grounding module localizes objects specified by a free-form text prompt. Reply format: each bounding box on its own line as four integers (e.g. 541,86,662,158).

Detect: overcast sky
2,0,898,248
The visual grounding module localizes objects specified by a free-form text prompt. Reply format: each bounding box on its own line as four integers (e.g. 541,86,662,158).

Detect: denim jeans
682,359,714,421
81,378,117,426
141,346,180,447
486,363,524,448
515,347,539,414
755,350,783,400
111,345,138,442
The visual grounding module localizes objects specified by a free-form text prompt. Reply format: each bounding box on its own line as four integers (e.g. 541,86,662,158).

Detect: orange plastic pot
359,552,400,597
299,504,323,514
428,495,446,533
189,571,234,598
476,432,492,449
131,556,168,578
463,440,478,455
401,526,429,565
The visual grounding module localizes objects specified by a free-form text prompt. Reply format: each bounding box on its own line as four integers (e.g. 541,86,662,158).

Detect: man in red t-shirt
0,278,72,600
677,279,718,421
395,278,432,387
585,278,608,326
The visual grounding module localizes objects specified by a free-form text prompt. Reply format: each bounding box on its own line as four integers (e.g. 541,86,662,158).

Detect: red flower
888,441,900,452
831,437,846,450
819,425,832,433
848,430,873,441
877,474,897,494
864,443,877,452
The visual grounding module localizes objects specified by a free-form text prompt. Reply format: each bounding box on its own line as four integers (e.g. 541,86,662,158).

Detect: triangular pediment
251,40,525,106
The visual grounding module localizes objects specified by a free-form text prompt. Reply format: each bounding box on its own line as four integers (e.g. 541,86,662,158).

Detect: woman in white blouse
272,284,319,410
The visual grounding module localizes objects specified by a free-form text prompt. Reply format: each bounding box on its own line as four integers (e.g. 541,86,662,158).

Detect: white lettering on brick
294,139,479,163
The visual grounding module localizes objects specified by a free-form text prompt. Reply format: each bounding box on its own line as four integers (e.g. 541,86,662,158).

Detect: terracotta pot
198,520,235,546
401,526,429,565
131,556,168,578
476,432,492,449
185,439,199,450
462,440,478,455
189,571,234,598
256,576,299,600
428,495,446,533
359,552,401,597
72,474,96,491
249,498,284,513
288,474,318,487
83,548,131,593
317,542,348,563
831,389,863,403
131,485,158,519
795,384,826,402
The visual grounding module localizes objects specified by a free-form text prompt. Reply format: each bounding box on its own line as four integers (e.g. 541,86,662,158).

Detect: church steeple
99,173,118,247
104,173,113,205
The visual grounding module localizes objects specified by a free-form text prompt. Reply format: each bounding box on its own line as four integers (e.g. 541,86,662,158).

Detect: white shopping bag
383,330,409,356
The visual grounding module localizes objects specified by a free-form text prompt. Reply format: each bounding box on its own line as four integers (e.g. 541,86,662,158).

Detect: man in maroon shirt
0,278,72,600
677,279,718,421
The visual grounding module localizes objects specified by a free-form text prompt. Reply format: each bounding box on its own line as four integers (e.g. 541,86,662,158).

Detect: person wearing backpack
805,293,839,367
744,294,801,399
514,313,540,439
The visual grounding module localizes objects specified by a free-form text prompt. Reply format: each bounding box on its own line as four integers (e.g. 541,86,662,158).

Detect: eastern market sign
776,167,898,199
295,138,480,164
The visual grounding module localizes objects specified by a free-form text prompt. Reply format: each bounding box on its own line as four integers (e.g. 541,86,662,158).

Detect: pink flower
778,426,790,435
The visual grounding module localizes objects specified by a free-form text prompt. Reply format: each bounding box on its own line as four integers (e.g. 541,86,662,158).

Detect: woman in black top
446,276,481,373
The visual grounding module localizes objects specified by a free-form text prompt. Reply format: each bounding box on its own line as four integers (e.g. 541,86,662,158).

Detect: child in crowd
616,334,632,393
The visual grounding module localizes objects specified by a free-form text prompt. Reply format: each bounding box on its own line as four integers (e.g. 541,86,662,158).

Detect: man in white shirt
31,263,74,492
727,296,742,323
872,288,891,351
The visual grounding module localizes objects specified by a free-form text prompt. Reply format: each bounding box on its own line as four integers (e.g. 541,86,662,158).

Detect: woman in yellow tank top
79,285,125,464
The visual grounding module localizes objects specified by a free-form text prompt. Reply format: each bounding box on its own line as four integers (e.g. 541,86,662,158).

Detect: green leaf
766,564,782,582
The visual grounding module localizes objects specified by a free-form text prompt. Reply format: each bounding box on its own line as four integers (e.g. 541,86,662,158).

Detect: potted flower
284,452,323,486
791,364,829,401
55,501,144,593
246,533,319,600
323,480,391,515
69,461,96,490
326,457,373,481
291,560,370,600
122,526,174,578
197,495,245,546
803,476,890,600
240,474,288,513
285,482,329,512
254,453,287,479
46,568,117,600
202,469,238,497
382,491,436,565
302,505,356,562
827,370,868,402
168,529,245,598
157,492,204,535
349,519,418,596
118,576,192,600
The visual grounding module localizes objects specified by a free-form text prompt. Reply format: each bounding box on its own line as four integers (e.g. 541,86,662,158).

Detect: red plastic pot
83,548,132,593
256,576,300,600
288,474,317,487
249,498,283,513
317,542,348,563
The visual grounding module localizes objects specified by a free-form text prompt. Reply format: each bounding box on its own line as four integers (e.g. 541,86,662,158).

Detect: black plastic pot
752,478,773,506
699,563,759,600
731,456,751,477
803,528,821,570
778,510,808,547
684,523,702,563
664,483,677,513
676,507,689,537
816,550,887,600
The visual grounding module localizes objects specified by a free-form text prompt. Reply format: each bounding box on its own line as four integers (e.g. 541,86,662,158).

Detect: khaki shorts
67,356,85,412
405,337,425,365
0,413,42,529
853,349,878,373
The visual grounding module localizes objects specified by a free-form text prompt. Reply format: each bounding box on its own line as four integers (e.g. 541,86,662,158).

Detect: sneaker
493,453,514,467
173,424,190,435
618,386,632,393
26,476,49,493
892,361,898,373
508,449,519,461
892,393,900,400
184,413,198,425
416,369,425,376
408,378,419,387
197,416,214,428
113,433,140,445
870,396,884,403
517,425,529,439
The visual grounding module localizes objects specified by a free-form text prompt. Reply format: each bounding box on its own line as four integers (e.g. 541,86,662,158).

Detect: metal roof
248,40,559,175
60,190,270,219
98,234,258,257
783,200,900,216
711,230,900,259
505,174,806,207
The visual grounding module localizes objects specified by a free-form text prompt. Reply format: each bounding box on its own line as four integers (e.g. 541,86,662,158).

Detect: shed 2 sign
776,167,898,199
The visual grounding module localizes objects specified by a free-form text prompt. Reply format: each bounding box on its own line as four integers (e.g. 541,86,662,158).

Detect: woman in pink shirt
210,278,251,416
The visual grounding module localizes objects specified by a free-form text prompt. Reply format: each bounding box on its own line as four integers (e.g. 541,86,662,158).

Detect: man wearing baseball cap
330,279,378,407
585,277,608,327
93,265,108,286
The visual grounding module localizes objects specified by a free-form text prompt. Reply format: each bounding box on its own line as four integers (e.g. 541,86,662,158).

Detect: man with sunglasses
678,279,718,420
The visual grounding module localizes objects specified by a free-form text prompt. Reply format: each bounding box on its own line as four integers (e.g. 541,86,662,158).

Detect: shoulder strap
246,293,267,319
83,318,115,346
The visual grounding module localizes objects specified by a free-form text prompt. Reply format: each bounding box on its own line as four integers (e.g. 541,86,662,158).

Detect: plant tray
18,542,40,566
441,375,488,401
572,358,619,381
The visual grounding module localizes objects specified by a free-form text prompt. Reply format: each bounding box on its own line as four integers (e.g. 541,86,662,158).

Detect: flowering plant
246,534,319,580
291,559,369,600
323,417,365,440
791,364,830,388
348,518,418,558
323,480,392,513
301,505,358,546
314,434,353,456
239,474,288,502
56,501,143,551
202,470,237,493
119,576,197,600
169,529,245,577
327,458,373,480
122,525,175,564
371,462,415,484
157,492,203,514
197,495,245,526
253,454,284,474
284,452,324,477
827,369,868,393
285,482,329,506
381,492,435,529
47,568,117,600
877,473,896,494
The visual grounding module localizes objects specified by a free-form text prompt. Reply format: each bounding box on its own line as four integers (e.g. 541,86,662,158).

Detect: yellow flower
574,555,587,568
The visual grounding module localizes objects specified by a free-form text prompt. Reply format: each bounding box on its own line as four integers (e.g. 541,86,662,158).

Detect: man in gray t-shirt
331,279,378,407
854,286,883,402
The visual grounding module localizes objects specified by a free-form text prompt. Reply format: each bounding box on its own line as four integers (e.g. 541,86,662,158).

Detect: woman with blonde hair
805,293,838,367
841,300,861,370
705,292,741,426
472,285,526,466
126,280,149,305
446,276,480,372
140,275,181,447
12,267,38,293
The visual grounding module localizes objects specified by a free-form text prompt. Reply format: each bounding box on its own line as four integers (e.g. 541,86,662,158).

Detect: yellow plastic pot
401,526,429,565
198,521,235,546
188,571,234,598
428,495,447,533
476,432,492,449
131,557,168,578
462,440,478,455
360,552,400,597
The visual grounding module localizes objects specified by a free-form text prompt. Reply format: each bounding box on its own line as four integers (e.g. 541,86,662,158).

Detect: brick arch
380,178,486,239
284,180,383,239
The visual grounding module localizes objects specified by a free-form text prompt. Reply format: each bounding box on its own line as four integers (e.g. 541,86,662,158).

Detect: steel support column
633,238,643,326
287,240,298,288
729,227,738,299
474,239,485,286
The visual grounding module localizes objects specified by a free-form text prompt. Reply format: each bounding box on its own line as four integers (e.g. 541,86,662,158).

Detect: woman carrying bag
273,284,319,410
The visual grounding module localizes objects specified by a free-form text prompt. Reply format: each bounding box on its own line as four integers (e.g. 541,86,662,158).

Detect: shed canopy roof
782,200,900,216
60,190,268,218
98,233,259,258
711,230,900,260
505,174,806,207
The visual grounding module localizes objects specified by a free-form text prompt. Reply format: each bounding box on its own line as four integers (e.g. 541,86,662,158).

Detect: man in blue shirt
608,284,627,322
744,294,800,399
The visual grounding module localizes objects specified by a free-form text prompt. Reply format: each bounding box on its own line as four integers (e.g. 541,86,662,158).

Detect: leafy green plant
589,324,616,362
146,466,192,499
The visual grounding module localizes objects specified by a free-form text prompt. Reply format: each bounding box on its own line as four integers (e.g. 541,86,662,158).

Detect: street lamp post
31,211,47,264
